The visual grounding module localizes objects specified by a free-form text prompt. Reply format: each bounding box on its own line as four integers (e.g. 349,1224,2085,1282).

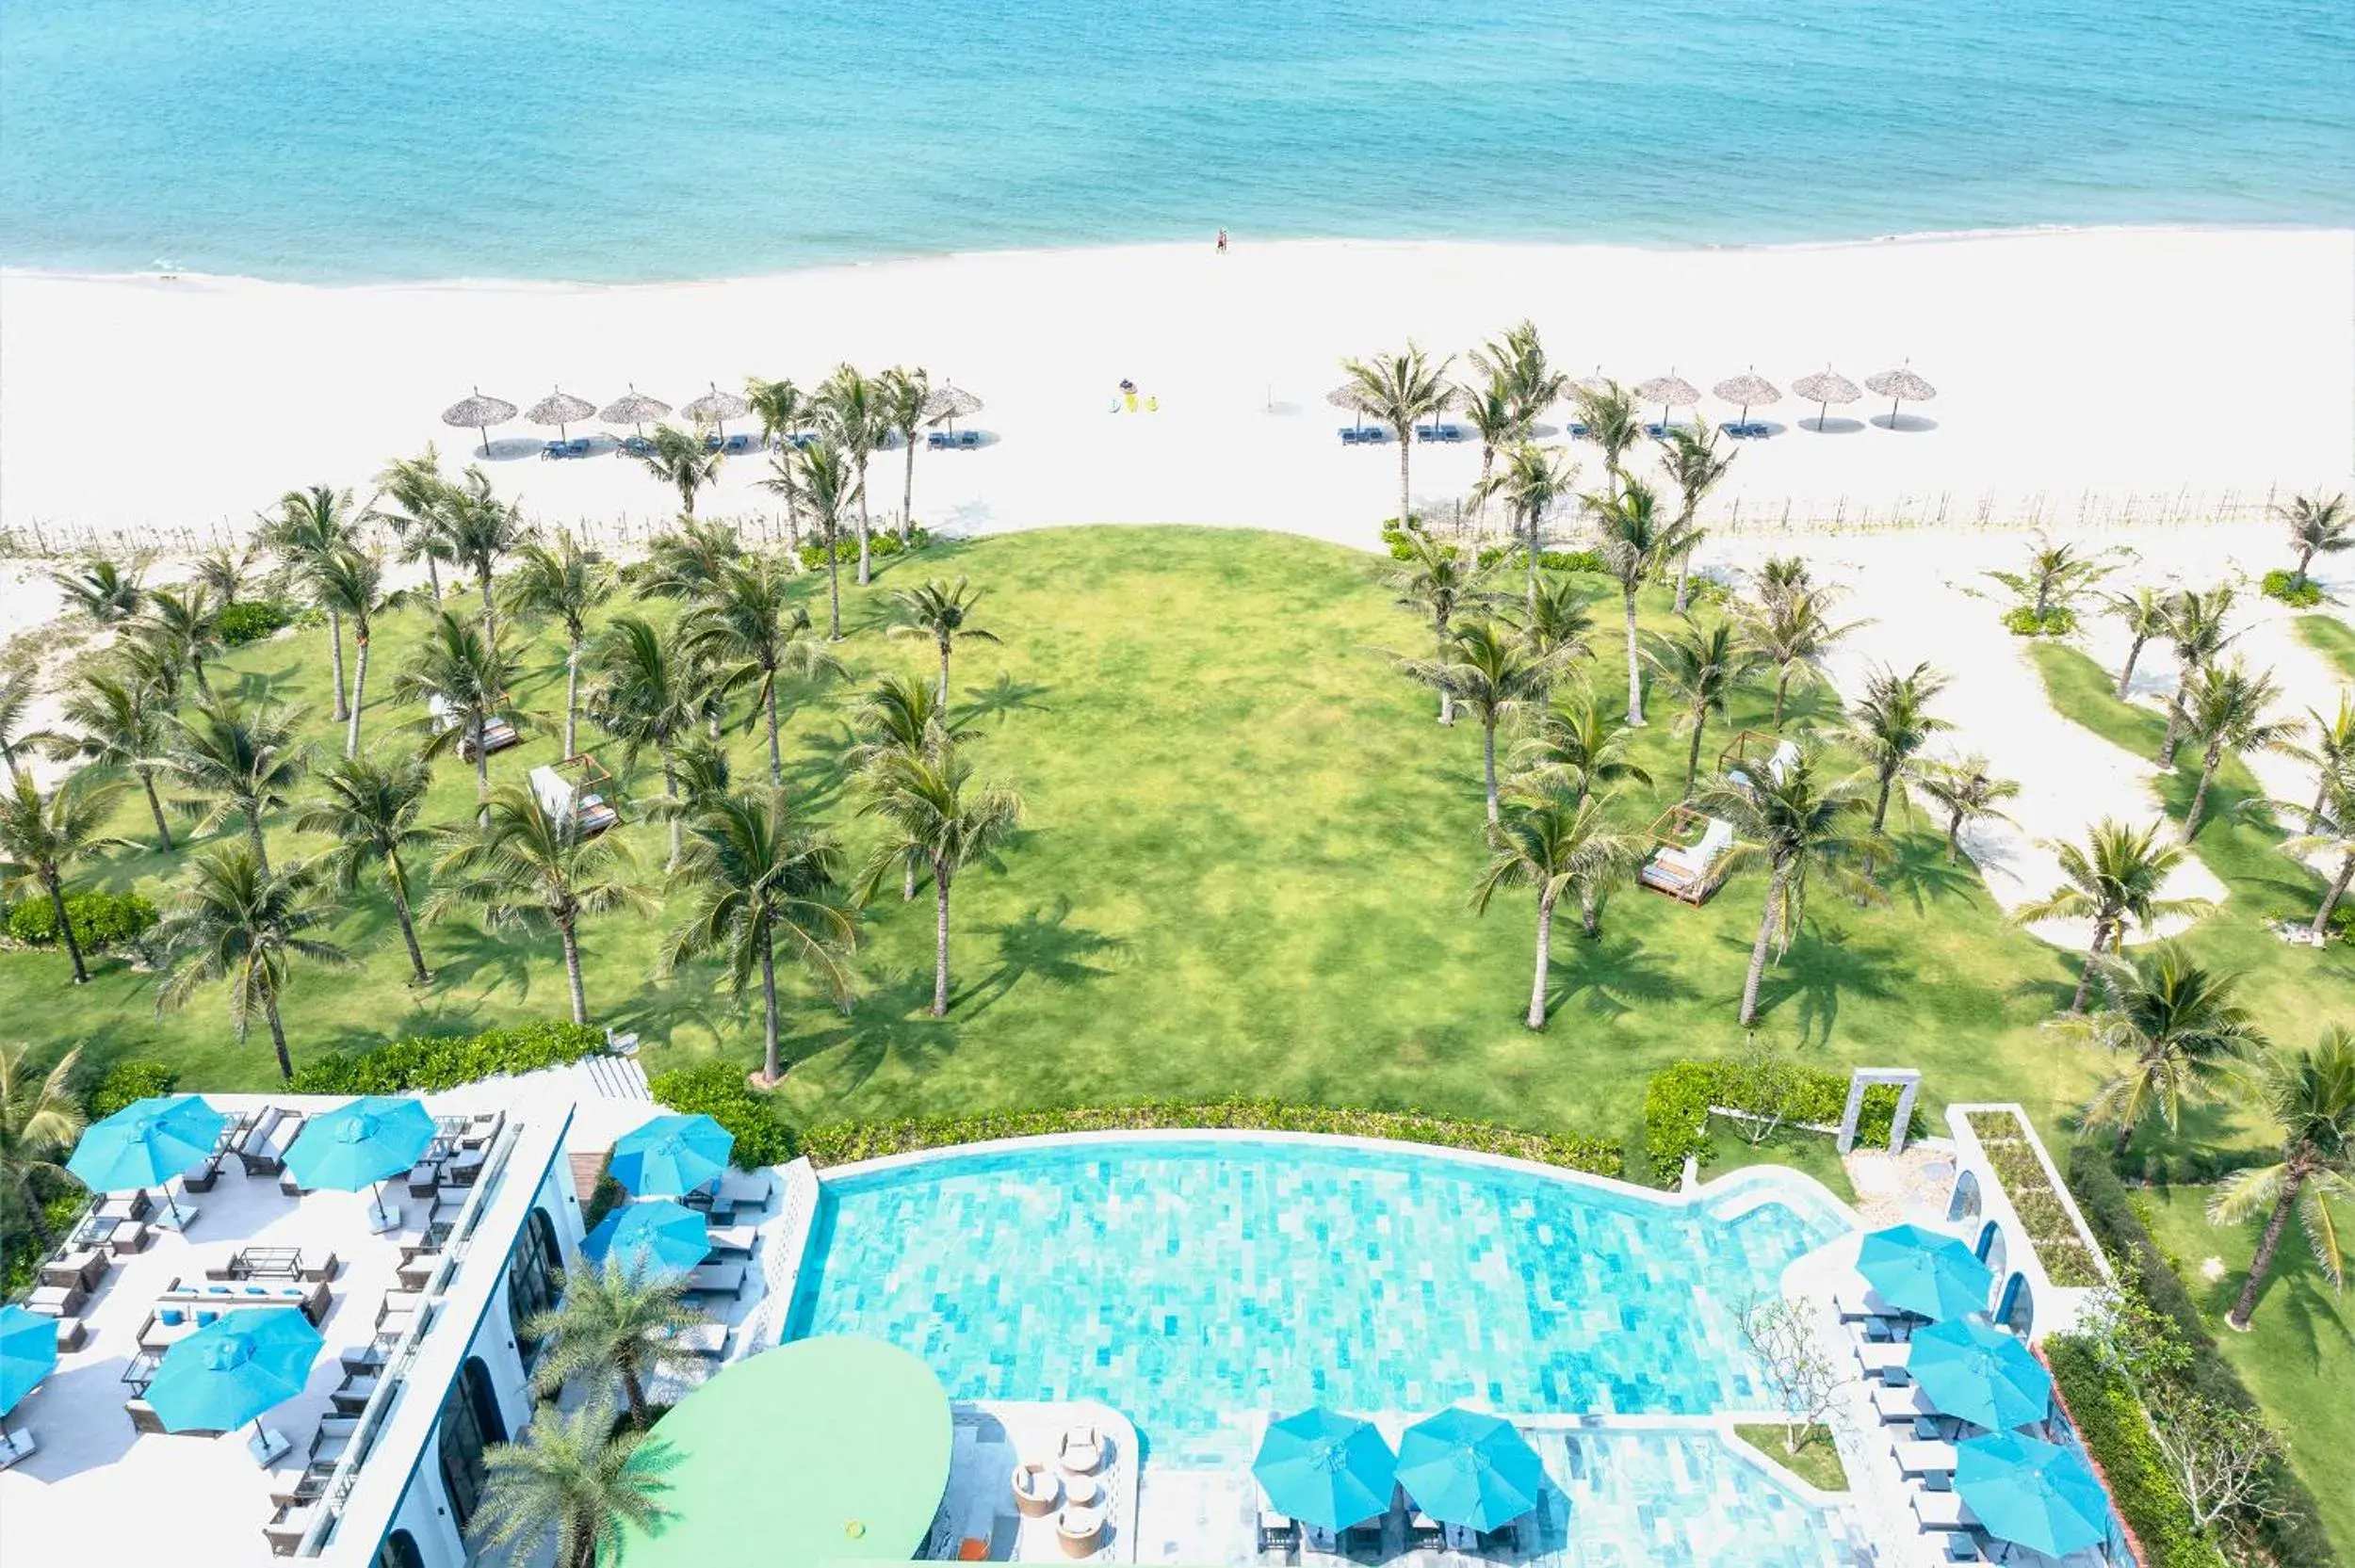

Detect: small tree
524,1256,704,1429
0,768,130,986
396,609,526,830
2103,587,2172,700
1389,533,1498,725
1739,1296,1843,1457
635,424,723,518
2144,1380,2287,1539
159,695,309,874
1642,616,1767,798
1730,1036,1801,1148
686,557,841,787
857,744,1022,1018
2275,491,2350,590
264,486,363,721
1340,343,1455,531
505,536,613,760
0,1041,84,1248
2014,817,2209,1013
815,364,885,585
1983,534,2111,632
783,439,860,641
296,755,437,985
1472,790,1644,1027
1740,580,1860,729
468,1395,674,1568
1655,420,1736,614
2209,1025,2355,1331
876,364,932,544
2157,586,2238,769
888,576,1000,707
2279,759,2355,940
1909,755,2021,865
1584,477,1671,726
51,556,147,625
1402,620,1566,823
153,848,351,1081
2058,946,2265,1157
2171,659,2297,842
50,669,175,851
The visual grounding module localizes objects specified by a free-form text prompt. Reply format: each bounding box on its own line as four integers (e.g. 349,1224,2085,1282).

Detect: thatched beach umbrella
923,383,983,434
599,385,672,438
681,381,749,440
1633,372,1702,429
1326,381,1377,431
441,388,517,455
1713,370,1781,430
1792,366,1862,430
526,387,597,442
1864,363,1939,426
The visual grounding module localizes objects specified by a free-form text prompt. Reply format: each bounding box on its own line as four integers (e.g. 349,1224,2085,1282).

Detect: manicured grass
1733,1424,1847,1492
2297,613,2355,683
5,528,2345,1176
2130,1184,2355,1559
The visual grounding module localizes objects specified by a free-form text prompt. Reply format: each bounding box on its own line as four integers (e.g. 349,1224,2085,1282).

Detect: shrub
1640,1059,1924,1185
288,1020,608,1094
643,1060,796,1168
1537,549,1609,574
2258,570,2323,608
1964,1110,2104,1286
800,1100,1623,1178
217,599,298,646
89,1060,176,1118
0,1175,89,1301
581,1169,626,1233
6,889,158,950
2003,605,2078,638
797,525,930,570
2045,1336,2228,1568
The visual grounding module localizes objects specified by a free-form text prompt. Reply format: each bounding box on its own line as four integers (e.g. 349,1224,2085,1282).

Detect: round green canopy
607,1335,952,1568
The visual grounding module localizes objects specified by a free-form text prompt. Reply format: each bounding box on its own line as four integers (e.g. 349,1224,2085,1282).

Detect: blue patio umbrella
1908,1317,2052,1431
286,1096,436,1222
0,1303,58,1417
582,1199,711,1280
1396,1407,1544,1530
1254,1408,1397,1531
145,1307,323,1443
1857,1223,1994,1321
1955,1432,2111,1559
67,1093,226,1223
609,1113,732,1198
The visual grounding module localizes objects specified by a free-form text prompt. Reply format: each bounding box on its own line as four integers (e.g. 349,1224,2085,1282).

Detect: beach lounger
620,435,655,458
1911,1489,1977,1531
664,1320,727,1359
1258,1511,1301,1555
704,1223,758,1257
1873,1382,1938,1423
688,1260,745,1298
28,1283,86,1318
97,1190,153,1223
1833,1284,1916,1324
928,429,954,450
723,432,753,453
1895,1439,1958,1478
957,428,981,447
236,1107,286,1173
542,440,569,460
1856,1340,1911,1380
41,1248,108,1293
1566,421,1591,438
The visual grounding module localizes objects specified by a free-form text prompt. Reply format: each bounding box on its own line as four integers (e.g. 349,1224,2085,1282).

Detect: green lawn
7,528,2348,1177
2298,613,2355,682
2131,1184,2355,1556
1733,1424,1848,1493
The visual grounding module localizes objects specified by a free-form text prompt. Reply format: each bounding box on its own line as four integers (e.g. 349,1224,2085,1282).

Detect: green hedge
6,889,158,949
1640,1059,1920,1186
2258,570,2324,609
2004,604,2079,638
1536,549,1609,574
217,598,299,646
287,1021,608,1094
2045,1336,2227,1568
89,1060,177,1118
800,1100,1624,1177
797,525,930,570
642,1061,796,1168
2,1178,89,1301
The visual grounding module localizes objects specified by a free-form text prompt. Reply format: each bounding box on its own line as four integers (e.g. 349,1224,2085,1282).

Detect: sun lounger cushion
1911,1490,1975,1529
689,1261,745,1296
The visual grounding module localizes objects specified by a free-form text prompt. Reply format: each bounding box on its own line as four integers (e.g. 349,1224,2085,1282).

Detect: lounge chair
41,1248,107,1293
723,432,753,454
620,435,655,458
957,428,981,448
330,1371,380,1415
1911,1489,1976,1531
704,1223,757,1257
1058,1425,1104,1475
106,1220,154,1256
1566,421,1591,438
1873,1382,1937,1423
1258,1510,1301,1557
663,1320,727,1359
688,1260,745,1298
182,1137,225,1192
124,1398,170,1434
306,1416,360,1475
1856,1340,1910,1381
1055,1500,1107,1558
264,1496,323,1556
1895,1439,1958,1478
1015,1461,1063,1518
541,440,569,460
27,1283,86,1317
236,1107,286,1174
97,1190,152,1223
928,429,955,450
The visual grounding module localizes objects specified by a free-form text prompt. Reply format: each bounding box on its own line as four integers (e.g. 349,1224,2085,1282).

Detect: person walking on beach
1216,228,1228,254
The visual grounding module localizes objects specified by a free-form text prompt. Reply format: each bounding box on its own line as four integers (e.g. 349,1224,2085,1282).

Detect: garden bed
1964,1108,2104,1286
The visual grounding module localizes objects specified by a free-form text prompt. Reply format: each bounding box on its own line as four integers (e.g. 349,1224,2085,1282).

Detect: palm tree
159,696,308,873
635,423,723,518
2172,659,2297,842
2209,1026,2355,1330
637,517,743,610
1910,755,2021,865
310,546,401,758
850,673,975,899
192,540,263,607
50,557,145,625
1489,319,1568,432
1570,380,1643,496
2276,491,2351,590
441,467,532,636
2282,761,2355,939
1402,621,1564,823
888,576,1000,706
134,585,224,699
2293,692,2354,831
1983,534,2111,627
1341,344,1455,530
0,1042,83,1248
745,377,809,545
2157,586,2237,768
1512,690,1651,806
51,669,175,849
428,785,652,1026
586,615,705,862
395,609,524,828
686,557,840,786
1507,573,1597,665
1474,791,1644,1027
1389,532,1496,724
0,669,59,771
1473,441,1580,610
1758,555,1813,602
1584,477,1670,726
154,848,349,1080
660,787,859,1086
2015,818,2211,1012
858,744,1022,1017
505,537,613,760
1643,617,1767,797
265,486,363,722
469,1394,673,1568
1741,580,1860,728
295,754,436,985
1847,662,1954,833
785,439,860,641
2103,587,2171,700
1697,751,1882,1027
0,768,128,985
1458,371,1520,523
524,1256,704,1427
1656,421,1736,613
816,364,885,585
2059,946,2265,1156
371,446,455,605
877,365,932,545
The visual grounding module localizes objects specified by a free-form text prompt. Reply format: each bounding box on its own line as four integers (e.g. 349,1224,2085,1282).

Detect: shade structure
441,387,517,453
68,1094,225,1223
1955,1433,2111,1559
1253,1408,1397,1531
1791,365,1861,429
582,1198,711,1280
1633,372,1702,409
609,1112,733,1197
1857,1224,1993,1320
1395,1407,1544,1530
682,380,749,438
527,387,597,440
1325,381,1377,430
1572,365,1615,396
600,384,672,435
1907,1317,2052,1431
0,1304,58,1417
286,1096,435,1193
922,383,983,432
1713,369,1781,428
145,1308,322,1435
1864,363,1939,424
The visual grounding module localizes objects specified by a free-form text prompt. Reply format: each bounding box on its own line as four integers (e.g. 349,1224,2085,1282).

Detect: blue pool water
1,0,2348,283
783,1139,1845,1465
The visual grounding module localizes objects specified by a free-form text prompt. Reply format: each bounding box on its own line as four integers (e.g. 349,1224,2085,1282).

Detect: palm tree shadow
222,666,302,704
333,996,493,1054
1751,918,1901,1046
414,923,539,1001
1879,837,1984,913
778,968,961,1092
954,897,1129,1016
604,976,734,1054
956,672,1052,729
1548,925,1701,1022
782,726,858,813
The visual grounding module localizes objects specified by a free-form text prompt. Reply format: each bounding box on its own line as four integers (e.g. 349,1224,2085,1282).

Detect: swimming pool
783,1136,1849,1465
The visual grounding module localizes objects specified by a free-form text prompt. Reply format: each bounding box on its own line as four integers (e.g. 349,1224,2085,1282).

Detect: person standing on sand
1216,228,1228,254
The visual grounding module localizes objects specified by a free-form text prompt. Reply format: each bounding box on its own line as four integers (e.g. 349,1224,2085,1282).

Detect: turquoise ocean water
2,0,2349,283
